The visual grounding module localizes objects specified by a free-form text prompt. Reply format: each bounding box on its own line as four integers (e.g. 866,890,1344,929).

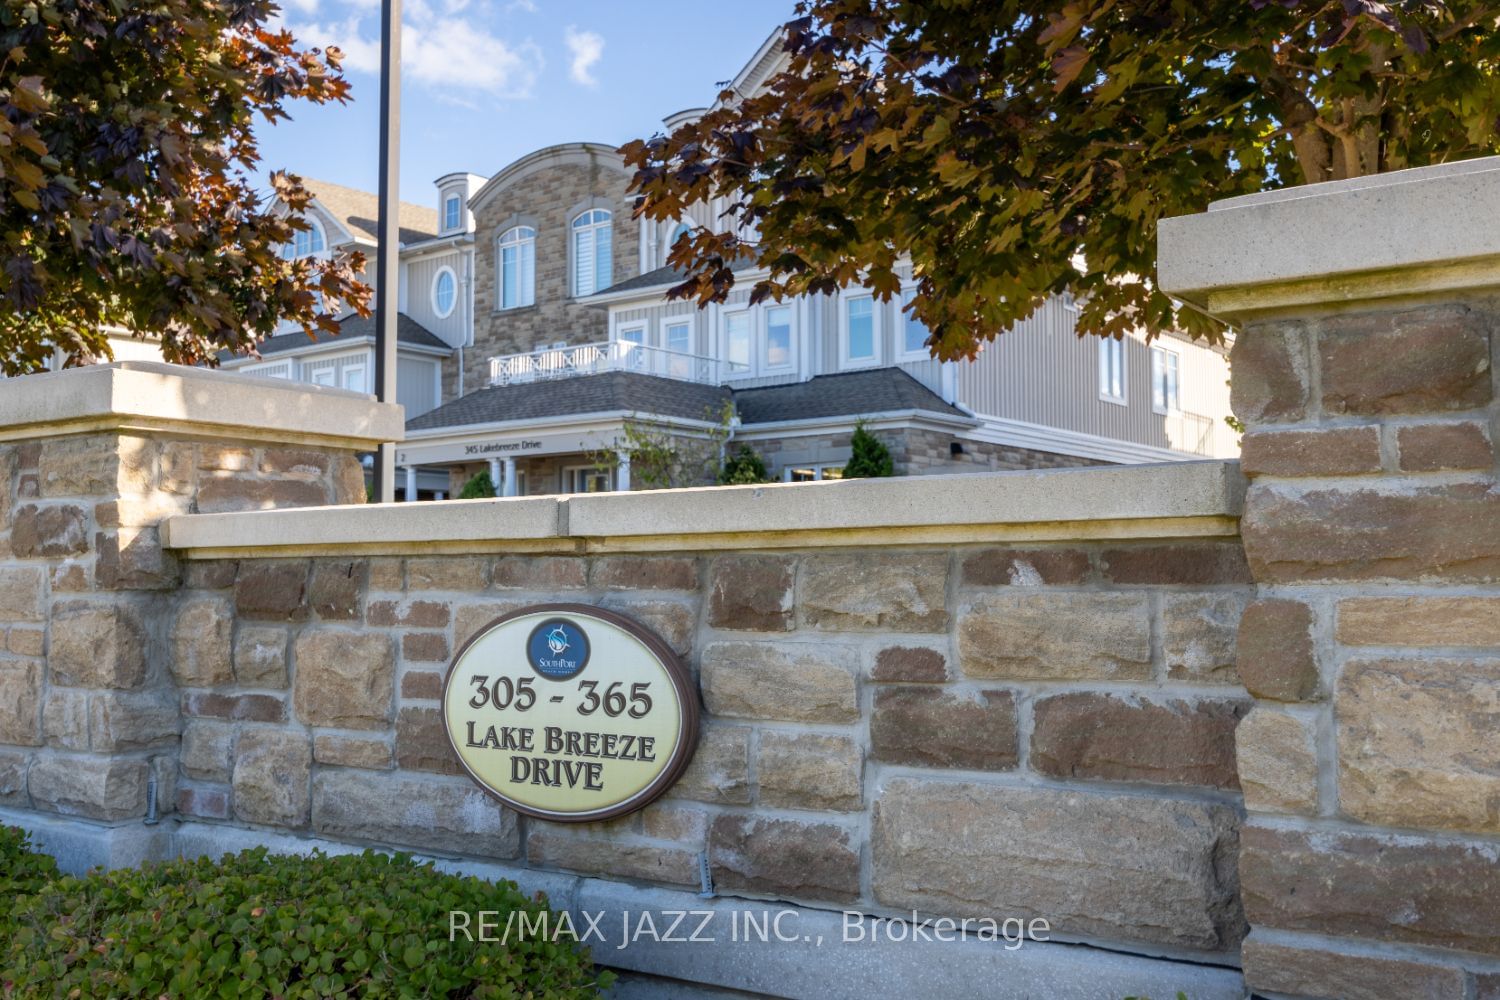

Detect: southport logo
526,618,590,680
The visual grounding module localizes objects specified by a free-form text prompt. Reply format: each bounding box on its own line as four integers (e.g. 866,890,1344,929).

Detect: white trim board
965,412,1212,465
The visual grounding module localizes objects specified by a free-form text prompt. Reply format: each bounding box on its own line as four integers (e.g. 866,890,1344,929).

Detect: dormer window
443,193,462,233
571,208,612,296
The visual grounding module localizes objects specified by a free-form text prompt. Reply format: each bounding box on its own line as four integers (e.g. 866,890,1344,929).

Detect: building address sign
441,605,700,821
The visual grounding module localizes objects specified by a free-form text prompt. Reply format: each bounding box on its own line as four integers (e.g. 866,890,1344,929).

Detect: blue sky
259,0,795,205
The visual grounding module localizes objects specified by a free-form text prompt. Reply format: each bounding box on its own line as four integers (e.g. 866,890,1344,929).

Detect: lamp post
372,0,401,502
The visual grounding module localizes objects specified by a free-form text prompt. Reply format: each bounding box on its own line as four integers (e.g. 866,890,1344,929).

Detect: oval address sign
441,604,700,822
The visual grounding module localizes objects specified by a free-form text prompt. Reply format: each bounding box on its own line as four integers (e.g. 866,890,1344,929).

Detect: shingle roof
299,178,439,245
734,368,968,424
596,257,758,297
406,371,732,431
223,313,447,361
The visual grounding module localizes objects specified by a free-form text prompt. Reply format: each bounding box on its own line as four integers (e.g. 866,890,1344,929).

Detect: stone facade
468,145,638,391
751,425,1103,478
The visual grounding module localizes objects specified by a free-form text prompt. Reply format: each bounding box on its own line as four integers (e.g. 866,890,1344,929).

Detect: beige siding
954,299,1236,457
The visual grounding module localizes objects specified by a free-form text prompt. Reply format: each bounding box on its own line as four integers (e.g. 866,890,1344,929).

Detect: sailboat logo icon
527,618,590,680
546,626,570,655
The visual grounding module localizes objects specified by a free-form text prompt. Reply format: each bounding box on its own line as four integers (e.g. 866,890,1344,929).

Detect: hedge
0,826,609,999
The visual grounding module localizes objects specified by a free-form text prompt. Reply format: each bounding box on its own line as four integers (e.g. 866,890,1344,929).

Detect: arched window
432,266,457,318
571,208,612,296
284,217,327,259
497,226,536,309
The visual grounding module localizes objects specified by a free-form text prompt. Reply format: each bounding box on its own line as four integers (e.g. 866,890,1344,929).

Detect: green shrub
459,470,497,499
842,422,894,478
2,846,609,999
0,825,60,938
719,444,770,485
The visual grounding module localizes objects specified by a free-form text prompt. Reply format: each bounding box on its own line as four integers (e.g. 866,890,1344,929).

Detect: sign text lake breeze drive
440,605,700,822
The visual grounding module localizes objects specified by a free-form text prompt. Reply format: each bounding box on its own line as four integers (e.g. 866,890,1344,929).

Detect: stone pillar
0,362,400,867
1160,158,1500,999
404,465,417,502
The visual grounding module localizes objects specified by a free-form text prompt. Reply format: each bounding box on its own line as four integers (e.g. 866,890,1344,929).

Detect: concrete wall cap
162,459,1245,556
1158,156,1500,317
0,361,405,448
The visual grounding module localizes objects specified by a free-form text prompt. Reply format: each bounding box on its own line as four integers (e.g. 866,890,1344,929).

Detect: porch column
502,457,517,498
403,465,416,502
488,458,502,495
615,450,631,492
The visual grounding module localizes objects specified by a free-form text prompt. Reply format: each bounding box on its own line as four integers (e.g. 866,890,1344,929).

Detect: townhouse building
225,33,1235,500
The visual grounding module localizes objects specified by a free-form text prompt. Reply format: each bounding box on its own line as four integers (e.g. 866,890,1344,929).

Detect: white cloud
506,0,537,11
281,0,321,14
290,11,543,98
564,26,603,87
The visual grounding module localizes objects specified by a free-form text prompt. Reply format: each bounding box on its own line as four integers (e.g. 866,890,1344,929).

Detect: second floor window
765,305,793,369
283,218,326,259
1099,336,1126,403
900,288,930,358
572,208,612,296
443,194,462,232
844,295,877,366
724,311,751,372
432,267,457,318
1151,345,1181,413
498,227,536,309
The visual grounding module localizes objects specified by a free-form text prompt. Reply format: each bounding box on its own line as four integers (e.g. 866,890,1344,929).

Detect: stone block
453,601,530,650
177,785,231,820
757,731,863,811
309,559,364,620
873,778,1244,952
6,628,43,657
407,557,488,590
38,434,133,496
0,660,42,746
314,733,394,770
233,625,289,687
0,750,29,806
313,769,519,858
700,641,858,723
709,815,860,903
402,633,449,663
598,598,696,656
49,601,147,688
1099,541,1252,584
639,802,708,843
528,830,698,886
293,630,394,729
1241,937,1466,1000
181,720,233,781
367,557,404,591
957,592,1151,680
232,729,311,827
1229,321,1310,423
1030,693,1247,789
1240,823,1500,955
1162,592,1246,684
801,552,949,632
400,670,444,700
30,755,148,821
667,725,750,805
871,687,1018,771
1337,596,1500,647
1338,657,1500,832
181,691,286,723
1397,421,1494,471
960,547,1091,586
591,556,698,591
89,691,179,751
184,560,238,591
395,706,462,775
1244,482,1500,583
11,503,88,557
1236,598,1320,701
490,555,586,590
333,454,368,504
171,598,234,687
0,566,45,622
40,687,87,749
1319,302,1492,415
1235,707,1319,815
1238,426,1382,477
869,645,949,682
233,560,310,620
707,554,794,631
367,599,450,628
196,476,329,513
94,525,177,591
259,449,331,476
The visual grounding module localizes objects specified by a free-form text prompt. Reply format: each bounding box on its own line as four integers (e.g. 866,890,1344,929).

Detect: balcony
488,340,745,387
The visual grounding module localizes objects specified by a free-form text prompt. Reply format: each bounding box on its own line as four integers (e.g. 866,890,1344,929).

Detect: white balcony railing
488,341,746,388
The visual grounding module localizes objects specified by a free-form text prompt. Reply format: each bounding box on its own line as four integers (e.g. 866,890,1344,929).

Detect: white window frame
570,208,613,297
896,286,931,362
616,323,649,372
782,464,845,482
839,292,882,369
563,464,614,494
443,193,462,233
1098,337,1126,405
1150,345,1181,415
310,368,335,387
497,226,536,310
285,217,327,259
431,266,458,319
342,363,368,394
761,303,796,373
720,304,754,380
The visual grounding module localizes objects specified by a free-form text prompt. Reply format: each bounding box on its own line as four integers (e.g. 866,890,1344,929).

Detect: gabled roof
734,368,968,424
407,371,731,431
222,313,447,362
298,178,438,245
